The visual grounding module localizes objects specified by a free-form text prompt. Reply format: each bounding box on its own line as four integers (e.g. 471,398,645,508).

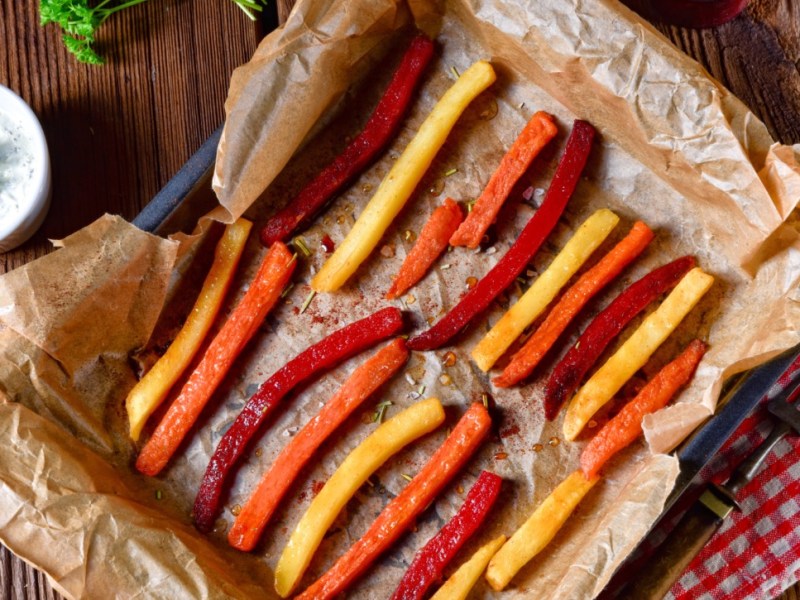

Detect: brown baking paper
2,0,800,598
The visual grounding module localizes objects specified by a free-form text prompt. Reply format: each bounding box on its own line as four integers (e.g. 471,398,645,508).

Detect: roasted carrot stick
295,403,492,600
127,218,252,441
493,221,653,388
562,267,713,441
485,470,598,591
386,198,463,299
275,398,446,597
471,208,619,371
449,111,557,249
408,120,596,351
580,339,707,479
311,61,496,292
135,242,295,477
228,338,410,551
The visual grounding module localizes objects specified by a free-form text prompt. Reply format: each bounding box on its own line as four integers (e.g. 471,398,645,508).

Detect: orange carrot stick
295,403,492,600
386,198,463,299
580,339,707,479
493,221,653,388
228,338,410,551
449,111,557,249
136,242,296,477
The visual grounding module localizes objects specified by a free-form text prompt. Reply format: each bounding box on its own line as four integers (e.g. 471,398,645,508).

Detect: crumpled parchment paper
2,0,800,598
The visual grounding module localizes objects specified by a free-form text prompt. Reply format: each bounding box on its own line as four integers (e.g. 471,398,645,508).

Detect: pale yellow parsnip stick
311,61,496,292
430,535,506,600
485,470,598,591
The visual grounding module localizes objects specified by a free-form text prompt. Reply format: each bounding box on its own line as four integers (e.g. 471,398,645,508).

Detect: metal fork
619,375,800,599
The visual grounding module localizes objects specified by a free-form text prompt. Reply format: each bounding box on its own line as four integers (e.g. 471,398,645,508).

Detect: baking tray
132,111,800,595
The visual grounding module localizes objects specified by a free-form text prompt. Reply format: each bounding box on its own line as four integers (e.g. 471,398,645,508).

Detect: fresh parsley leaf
62,32,104,65
231,0,266,20
40,0,269,65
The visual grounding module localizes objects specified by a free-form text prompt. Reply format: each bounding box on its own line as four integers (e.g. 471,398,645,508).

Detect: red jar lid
623,0,749,28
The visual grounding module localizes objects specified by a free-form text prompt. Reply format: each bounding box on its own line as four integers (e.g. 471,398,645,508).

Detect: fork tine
767,378,800,434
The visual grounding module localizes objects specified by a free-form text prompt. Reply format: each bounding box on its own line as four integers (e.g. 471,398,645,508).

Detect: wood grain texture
0,0,798,599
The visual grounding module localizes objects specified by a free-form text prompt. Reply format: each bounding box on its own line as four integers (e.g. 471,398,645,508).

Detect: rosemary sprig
372,400,392,424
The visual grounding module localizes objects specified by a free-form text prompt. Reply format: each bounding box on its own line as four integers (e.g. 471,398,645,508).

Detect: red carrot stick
449,111,557,249
386,198,463,299
193,307,404,532
581,339,707,479
295,403,492,600
228,338,410,551
259,34,435,246
408,120,595,351
544,256,696,421
493,221,653,388
135,242,296,477
390,470,502,600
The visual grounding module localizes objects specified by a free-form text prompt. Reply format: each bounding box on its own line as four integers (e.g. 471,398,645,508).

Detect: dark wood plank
276,0,295,24
1,545,58,600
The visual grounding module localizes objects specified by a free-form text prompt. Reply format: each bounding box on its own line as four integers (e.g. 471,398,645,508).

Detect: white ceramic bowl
0,84,51,253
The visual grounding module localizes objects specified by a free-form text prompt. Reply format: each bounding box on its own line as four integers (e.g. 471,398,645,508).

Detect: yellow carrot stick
485,471,598,591
311,61,496,292
126,219,252,441
430,535,506,600
136,242,296,476
563,267,714,441
472,208,619,372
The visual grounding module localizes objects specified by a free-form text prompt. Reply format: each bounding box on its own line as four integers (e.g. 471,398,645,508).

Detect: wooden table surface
0,0,798,598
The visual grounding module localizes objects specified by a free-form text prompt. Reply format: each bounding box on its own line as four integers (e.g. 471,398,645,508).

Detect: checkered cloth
666,353,800,600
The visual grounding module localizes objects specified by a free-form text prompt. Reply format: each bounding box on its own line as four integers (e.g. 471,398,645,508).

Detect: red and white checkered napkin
666,353,800,600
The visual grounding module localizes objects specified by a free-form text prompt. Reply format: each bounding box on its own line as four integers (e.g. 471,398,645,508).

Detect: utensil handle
619,496,724,599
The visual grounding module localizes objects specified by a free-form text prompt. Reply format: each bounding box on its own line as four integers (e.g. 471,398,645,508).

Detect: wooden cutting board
0,0,797,598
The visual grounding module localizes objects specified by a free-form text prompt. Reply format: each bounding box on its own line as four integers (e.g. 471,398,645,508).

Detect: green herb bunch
40,0,268,65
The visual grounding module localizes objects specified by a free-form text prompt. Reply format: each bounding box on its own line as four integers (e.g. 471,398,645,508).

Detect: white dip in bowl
0,84,51,253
